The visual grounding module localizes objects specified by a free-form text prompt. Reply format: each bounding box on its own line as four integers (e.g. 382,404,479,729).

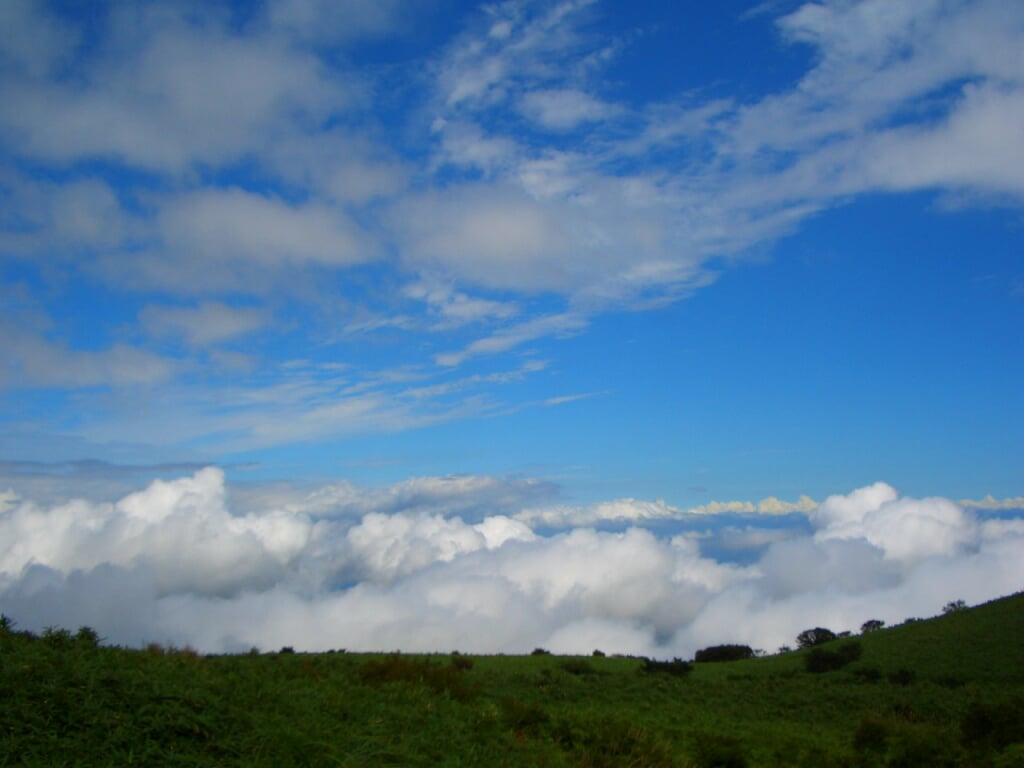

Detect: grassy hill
3,593,1024,767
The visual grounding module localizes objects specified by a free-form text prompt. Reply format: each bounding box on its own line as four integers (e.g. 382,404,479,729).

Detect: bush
853,666,882,683
691,732,749,768
805,649,845,674
888,668,916,686
861,619,885,633
640,657,693,677
797,627,836,648
560,658,596,675
500,696,550,733
695,644,754,663
961,697,1024,752
804,642,861,674
531,647,551,656
450,654,474,671
358,654,478,702
943,599,968,614
853,715,890,754
592,649,605,657
837,641,862,663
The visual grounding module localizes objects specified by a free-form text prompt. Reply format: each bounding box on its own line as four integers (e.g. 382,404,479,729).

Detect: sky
0,0,1023,655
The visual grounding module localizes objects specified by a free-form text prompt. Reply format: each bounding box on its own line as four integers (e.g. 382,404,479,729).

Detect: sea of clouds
1,468,1022,656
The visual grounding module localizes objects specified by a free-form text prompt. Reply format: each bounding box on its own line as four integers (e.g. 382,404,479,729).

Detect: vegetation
3,592,1024,766
695,644,754,663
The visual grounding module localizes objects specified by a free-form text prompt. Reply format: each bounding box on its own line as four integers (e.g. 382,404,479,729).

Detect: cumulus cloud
812,482,980,562
2,470,1021,657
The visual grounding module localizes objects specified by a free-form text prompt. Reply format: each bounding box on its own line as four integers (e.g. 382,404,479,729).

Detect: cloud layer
2,469,1021,656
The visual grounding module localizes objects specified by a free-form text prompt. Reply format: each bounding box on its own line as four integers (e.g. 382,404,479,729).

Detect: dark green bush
961,697,1024,752
852,666,882,683
804,648,845,673
695,644,754,663
559,658,596,675
691,732,749,768
888,668,916,686
640,657,693,677
853,714,889,754
569,718,676,768
358,654,478,701
886,724,961,767
837,641,862,663
531,647,551,656
500,696,550,732
805,642,860,674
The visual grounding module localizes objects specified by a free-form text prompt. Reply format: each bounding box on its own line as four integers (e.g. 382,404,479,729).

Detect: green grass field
3,593,1024,767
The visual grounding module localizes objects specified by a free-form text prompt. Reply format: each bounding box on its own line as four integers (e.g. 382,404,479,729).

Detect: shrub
861,618,885,633
695,644,754,663
75,626,101,649
640,657,693,677
691,732,749,768
569,718,677,768
358,654,479,702
804,642,861,674
450,654,474,671
804,649,845,674
993,743,1024,768
853,715,890,754
592,649,605,657
961,697,1024,752
853,666,882,683
500,696,550,733
531,647,551,656
560,658,596,675
888,668,916,686
837,641,862,663
42,626,74,650
886,724,961,767
797,627,836,648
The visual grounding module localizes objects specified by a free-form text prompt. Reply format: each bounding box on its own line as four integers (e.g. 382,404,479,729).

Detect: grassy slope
2,592,1024,767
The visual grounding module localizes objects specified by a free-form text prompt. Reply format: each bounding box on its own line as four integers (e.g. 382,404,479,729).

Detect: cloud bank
2,470,1021,656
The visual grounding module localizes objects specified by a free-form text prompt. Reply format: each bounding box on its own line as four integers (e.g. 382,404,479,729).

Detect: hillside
2,594,1024,767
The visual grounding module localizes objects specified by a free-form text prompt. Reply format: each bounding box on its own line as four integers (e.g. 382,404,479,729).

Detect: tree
797,627,836,648
943,599,968,614
861,619,885,634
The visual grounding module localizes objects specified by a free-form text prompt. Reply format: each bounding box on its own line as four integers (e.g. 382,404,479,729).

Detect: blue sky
1,0,1023,653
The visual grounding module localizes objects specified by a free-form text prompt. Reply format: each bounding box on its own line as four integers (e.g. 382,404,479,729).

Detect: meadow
2,593,1024,767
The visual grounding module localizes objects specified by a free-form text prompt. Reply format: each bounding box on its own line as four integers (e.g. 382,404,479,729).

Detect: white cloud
519,88,619,131
813,483,980,562
0,0,78,78
515,492,818,527
140,302,268,347
1,472,1022,656
262,0,409,45
962,494,1024,511
0,322,183,389
161,188,374,269
0,8,347,172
